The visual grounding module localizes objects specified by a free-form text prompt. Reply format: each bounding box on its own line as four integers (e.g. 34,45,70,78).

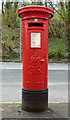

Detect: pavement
1,103,69,119
0,62,69,119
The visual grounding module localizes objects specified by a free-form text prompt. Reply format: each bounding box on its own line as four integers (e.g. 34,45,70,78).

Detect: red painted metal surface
18,6,54,90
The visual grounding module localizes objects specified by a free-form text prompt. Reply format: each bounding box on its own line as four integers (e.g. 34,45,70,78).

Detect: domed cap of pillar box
17,6,54,20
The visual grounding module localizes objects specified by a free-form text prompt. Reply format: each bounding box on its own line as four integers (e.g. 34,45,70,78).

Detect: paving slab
1,103,69,119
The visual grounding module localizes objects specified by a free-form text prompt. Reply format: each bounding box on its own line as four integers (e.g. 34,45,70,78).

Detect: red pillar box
18,6,54,112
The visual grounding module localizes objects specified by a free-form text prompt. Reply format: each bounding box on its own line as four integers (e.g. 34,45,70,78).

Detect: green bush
48,38,67,60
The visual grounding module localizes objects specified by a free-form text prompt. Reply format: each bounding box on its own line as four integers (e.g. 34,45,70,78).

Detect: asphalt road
0,62,68,103
0,63,69,119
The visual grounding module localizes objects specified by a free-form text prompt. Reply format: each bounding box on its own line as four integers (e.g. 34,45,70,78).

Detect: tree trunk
2,1,4,15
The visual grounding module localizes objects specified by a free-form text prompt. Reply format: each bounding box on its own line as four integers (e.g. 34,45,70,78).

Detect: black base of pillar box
22,88,48,112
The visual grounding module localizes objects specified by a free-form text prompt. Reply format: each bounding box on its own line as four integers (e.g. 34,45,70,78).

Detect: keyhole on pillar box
44,56,45,58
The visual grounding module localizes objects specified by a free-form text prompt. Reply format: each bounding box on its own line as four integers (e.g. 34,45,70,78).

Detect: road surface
0,62,68,103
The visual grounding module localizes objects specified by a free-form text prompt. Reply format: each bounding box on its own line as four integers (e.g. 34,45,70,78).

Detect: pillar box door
18,6,54,112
